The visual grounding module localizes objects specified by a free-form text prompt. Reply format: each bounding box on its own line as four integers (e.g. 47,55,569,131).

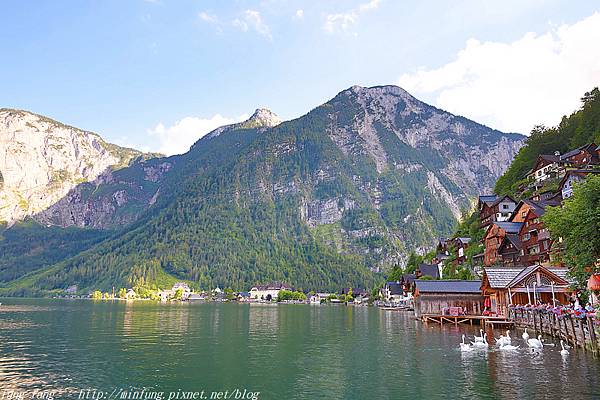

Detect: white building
249,282,292,301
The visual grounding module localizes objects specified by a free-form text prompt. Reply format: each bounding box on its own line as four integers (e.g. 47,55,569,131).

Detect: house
481,265,571,316
249,282,292,301
478,195,498,212
559,143,599,168
126,289,137,300
417,263,441,279
526,153,565,183
483,222,523,266
65,285,78,295
381,281,408,303
413,280,484,318
454,237,471,265
497,234,523,268
172,282,192,300
559,169,600,199
340,287,369,301
236,292,251,302
518,206,553,266
479,195,517,227
309,293,332,304
188,293,208,301
158,290,174,302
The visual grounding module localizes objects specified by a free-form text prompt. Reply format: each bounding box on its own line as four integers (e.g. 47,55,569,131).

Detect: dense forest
495,88,600,197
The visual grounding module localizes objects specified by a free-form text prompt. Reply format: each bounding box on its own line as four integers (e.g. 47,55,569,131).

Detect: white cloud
324,0,380,34
233,10,272,40
148,114,242,156
198,11,219,25
398,12,600,134
294,9,304,20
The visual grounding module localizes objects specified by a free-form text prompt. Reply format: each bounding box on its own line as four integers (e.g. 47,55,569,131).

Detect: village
77,142,600,352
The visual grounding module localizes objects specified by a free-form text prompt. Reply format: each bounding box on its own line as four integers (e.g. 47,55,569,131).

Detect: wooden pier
509,308,599,354
421,314,508,326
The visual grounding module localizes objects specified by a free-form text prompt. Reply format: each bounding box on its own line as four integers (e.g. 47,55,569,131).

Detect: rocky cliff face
0,109,155,225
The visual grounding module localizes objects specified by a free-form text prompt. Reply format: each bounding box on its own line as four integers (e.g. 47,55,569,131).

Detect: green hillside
495,88,600,196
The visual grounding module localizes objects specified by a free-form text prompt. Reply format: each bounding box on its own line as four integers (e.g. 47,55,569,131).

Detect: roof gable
508,265,569,287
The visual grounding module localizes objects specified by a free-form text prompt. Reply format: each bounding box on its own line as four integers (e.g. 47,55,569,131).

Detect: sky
1,1,599,155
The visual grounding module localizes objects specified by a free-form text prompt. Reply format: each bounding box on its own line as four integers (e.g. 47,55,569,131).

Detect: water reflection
0,300,598,399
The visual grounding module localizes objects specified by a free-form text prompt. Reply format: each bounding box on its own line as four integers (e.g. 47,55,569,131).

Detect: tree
118,288,127,299
173,287,184,300
387,265,403,282
543,175,600,287
346,288,353,302
91,290,102,300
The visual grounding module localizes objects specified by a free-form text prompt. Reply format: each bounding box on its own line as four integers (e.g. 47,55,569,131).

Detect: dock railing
509,307,599,354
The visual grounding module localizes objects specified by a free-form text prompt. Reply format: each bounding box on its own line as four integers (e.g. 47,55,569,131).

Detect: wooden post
579,319,587,352
570,316,577,348
587,317,598,354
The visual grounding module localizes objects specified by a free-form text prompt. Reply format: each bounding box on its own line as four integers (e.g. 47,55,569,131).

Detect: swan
495,330,511,346
522,328,529,341
499,343,520,351
560,340,569,356
527,335,543,349
474,329,485,343
460,334,473,352
471,333,488,347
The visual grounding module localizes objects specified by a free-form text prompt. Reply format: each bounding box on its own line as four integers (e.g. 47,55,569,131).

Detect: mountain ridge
0,85,525,294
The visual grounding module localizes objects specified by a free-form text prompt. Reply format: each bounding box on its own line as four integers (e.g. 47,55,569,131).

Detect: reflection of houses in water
481,265,571,317
248,304,279,336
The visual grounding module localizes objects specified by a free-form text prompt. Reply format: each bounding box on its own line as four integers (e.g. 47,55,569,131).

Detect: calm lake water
0,299,599,400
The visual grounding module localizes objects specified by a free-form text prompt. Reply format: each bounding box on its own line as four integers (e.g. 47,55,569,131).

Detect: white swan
560,340,569,356
495,330,511,346
499,343,520,351
471,333,488,347
522,328,529,341
474,329,485,343
460,334,473,352
527,335,543,349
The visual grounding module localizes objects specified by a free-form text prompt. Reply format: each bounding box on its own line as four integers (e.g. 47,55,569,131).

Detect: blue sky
2,1,599,154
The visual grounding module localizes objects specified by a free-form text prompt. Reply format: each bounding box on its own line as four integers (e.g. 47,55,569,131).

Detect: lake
0,299,598,399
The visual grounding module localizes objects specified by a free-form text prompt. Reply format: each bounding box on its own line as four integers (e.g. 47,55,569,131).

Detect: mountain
495,87,600,197
1,85,524,295
0,108,159,225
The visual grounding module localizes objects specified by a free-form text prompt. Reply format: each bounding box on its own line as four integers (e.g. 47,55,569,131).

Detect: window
502,204,509,210
521,211,527,218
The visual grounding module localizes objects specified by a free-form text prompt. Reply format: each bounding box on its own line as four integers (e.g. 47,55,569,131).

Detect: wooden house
559,143,599,168
479,195,517,227
454,237,471,265
497,234,523,268
526,154,564,183
518,207,553,266
481,265,570,317
413,280,484,317
559,169,600,199
483,222,523,266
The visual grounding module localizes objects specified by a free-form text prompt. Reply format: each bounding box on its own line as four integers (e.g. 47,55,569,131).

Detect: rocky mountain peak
247,108,282,128
206,108,282,139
